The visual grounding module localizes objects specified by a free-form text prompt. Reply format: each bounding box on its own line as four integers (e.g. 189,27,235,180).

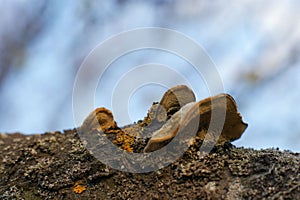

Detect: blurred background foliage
0,0,299,151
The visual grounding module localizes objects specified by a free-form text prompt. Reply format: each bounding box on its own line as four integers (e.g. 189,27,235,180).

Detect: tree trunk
0,130,299,199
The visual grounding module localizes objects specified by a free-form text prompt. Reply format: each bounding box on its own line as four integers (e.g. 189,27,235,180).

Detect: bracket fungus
143,94,248,152
80,85,248,153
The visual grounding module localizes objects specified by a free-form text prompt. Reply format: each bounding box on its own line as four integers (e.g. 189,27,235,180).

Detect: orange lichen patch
112,130,134,153
122,143,134,153
73,181,86,194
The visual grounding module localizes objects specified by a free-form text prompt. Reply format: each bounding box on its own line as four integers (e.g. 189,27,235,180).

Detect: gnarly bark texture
0,130,299,200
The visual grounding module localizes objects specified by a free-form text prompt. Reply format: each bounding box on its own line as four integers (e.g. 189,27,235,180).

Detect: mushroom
143,94,248,152
158,85,196,119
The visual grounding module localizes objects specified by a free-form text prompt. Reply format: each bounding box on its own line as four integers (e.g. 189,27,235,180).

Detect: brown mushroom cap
81,107,117,132
144,94,248,152
159,85,196,117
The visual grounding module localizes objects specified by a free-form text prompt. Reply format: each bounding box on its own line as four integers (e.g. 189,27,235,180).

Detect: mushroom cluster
80,85,248,153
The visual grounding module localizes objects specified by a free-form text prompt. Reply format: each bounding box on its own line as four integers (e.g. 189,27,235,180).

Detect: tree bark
0,130,299,199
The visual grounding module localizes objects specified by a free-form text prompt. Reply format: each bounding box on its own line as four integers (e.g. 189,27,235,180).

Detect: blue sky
0,0,299,151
